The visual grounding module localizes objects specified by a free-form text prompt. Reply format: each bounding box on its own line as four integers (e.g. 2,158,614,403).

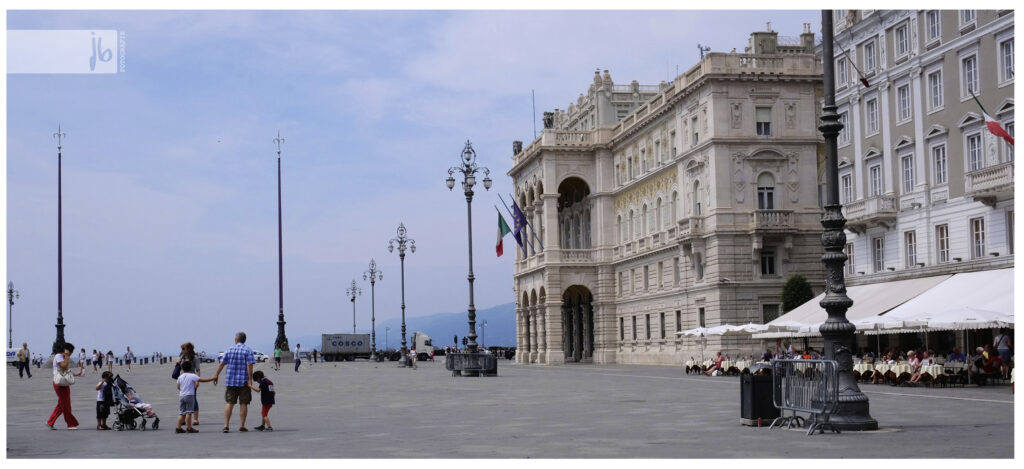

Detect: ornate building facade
508,26,827,365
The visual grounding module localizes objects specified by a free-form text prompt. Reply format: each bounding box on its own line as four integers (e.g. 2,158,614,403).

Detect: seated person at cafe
947,347,966,363
705,351,726,376
761,349,773,362
909,351,934,384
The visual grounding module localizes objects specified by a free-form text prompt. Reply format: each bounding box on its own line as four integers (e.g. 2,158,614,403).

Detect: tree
781,274,815,313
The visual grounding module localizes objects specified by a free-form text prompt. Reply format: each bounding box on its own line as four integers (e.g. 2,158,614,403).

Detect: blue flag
511,200,528,255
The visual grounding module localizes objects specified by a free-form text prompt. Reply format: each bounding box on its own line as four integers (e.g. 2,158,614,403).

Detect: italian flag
497,210,512,257
971,92,1014,146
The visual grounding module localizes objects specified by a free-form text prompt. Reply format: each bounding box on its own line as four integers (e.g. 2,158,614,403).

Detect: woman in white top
78,349,87,372
47,342,86,429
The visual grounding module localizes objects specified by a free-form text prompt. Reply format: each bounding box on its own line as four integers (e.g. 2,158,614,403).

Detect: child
176,361,215,433
95,371,114,430
249,370,275,431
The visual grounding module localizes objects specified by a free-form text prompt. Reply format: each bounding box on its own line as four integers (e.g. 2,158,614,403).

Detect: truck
321,333,371,361
410,332,434,361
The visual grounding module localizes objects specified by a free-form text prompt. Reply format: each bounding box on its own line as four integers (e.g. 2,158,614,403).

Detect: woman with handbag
47,342,86,430
176,342,202,426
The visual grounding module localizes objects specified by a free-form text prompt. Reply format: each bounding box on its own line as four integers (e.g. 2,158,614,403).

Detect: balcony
562,249,593,263
965,162,1014,207
678,217,704,241
843,195,897,233
749,210,795,233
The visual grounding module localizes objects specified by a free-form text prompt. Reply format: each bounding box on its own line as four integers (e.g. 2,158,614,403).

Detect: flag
511,200,528,255
970,92,1014,146
496,210,512,257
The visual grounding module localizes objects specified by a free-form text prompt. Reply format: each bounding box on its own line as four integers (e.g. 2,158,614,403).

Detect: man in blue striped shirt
211,331,255,433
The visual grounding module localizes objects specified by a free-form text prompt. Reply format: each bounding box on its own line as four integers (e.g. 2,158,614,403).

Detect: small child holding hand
176,361,215,433
249,370,275,431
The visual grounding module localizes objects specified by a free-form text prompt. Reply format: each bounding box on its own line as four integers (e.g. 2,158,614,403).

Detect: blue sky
5,10,819,355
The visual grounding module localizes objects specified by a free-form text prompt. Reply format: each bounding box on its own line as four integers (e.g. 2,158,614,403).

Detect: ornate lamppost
363,259,383,361
444,140,496,377
273,131,290,353
388,223,415,367
7,281,19,349
346,279,361,334
818,10,877,431
52,125,67,355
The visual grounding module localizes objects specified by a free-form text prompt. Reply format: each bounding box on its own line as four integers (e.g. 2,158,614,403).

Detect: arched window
627,157,633,179
583,209,591,249
629,210,635,240
641,204,648,237
671,191,679,223
617,215,623,244
757,172,775,210
632,210,639,240
656,198,663,230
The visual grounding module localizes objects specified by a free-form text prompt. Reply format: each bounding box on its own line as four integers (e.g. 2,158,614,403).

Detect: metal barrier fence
770,359,840,436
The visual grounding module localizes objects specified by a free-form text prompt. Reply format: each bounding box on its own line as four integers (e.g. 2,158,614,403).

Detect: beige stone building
823,9,1014,352
508,26,827,365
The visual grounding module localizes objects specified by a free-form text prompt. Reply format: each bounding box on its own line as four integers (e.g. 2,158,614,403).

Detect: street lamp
346,279,361,334
818,10,877,431
445,140,496,377
363,259,383,361
388,223,416,367
7,281,19,349
52,125,67,355
273,131,290,352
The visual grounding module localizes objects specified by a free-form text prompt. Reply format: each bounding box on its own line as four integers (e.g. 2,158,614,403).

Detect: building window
838,111,850,145
756,106,772,136
872,236,885,272
932,144,948,185
620,317,624,341
936,224,950,263
693,181,702,216
845,243,856,275
671,191,679,223
841,174,853,204
673,257,680,286
869,164,882,196
865,98,879,134
762,304,780,323
1007,210,1014,255
675,310,682,333
1000,38,1014,83
863,40,876,72
1006,122,1014,161
670,131,677,156
698,307,706,327
645,314,651,340
836,57,849,87
632,316,637,340
901,155,914,193
692,117,699,146
905,231,918,267
962,54,979,96
895,24,909,58
659,312,666,339
695,253,704,281
926,10,941,42
967,133,983,171
757,172,775,210
928,70,943,110
897,84,912,122
971,217,985,258
760,250,776,276
657,261,664,289
960,10,976,27
643,265,650,291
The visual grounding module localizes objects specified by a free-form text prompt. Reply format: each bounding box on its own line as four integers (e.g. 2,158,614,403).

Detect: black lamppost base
445,352,497,377
822,399,879,431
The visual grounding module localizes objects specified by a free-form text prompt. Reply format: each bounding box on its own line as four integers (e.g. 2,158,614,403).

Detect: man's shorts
224,386,252,405
179,395,197,415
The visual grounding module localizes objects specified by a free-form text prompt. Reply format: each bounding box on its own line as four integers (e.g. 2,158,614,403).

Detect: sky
5,9,820,355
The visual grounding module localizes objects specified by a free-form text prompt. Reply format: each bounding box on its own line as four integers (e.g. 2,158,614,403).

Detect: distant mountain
259,302,516,352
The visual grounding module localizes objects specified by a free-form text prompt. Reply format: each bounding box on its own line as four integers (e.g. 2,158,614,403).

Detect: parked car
253,351,269,363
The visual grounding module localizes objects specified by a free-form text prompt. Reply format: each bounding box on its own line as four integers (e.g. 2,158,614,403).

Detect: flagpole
500,192,545,250
496,193,537,254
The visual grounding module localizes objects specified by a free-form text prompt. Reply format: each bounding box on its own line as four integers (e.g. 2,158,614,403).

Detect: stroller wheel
152,419,159,430
141,419,147,431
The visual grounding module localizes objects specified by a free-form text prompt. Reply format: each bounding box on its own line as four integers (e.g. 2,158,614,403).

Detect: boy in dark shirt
95,371,114,430
249,370,275,431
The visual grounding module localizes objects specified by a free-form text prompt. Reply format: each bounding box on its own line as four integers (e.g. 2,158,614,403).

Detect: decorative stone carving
513,140,523,155
986,132,999,165
613,170,678,211
543,112,554,129
733,154,746,203
785,102,796,129
731,102,742,129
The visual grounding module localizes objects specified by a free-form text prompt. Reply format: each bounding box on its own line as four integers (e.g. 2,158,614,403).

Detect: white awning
861,268,1014,333
752,274,953,338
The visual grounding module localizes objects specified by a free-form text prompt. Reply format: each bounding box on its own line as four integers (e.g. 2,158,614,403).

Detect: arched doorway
558,177,591,250
562,285,594,363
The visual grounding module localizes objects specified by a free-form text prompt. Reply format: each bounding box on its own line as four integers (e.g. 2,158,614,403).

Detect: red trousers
47,383,79,428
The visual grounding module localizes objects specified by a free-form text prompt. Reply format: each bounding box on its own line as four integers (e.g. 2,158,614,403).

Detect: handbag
53,366,75,387
171,362,181,380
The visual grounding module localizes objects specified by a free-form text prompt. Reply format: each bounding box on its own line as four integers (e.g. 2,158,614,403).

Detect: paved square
6,359,1014,458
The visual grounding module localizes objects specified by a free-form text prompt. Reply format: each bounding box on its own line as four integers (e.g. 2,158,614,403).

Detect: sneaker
187,428,199,433
46,423,55,430
266,427,273,432
67,427,78,430
254,425,265,431
222,427,230,433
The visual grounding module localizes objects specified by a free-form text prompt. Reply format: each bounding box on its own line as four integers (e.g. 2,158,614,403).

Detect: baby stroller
111,375,160,431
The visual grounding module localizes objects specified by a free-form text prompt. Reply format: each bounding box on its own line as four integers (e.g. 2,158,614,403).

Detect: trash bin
740,372,779,426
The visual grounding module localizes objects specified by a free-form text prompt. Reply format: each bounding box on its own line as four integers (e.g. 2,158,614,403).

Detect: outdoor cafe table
719,360,734,372
921,364,945,377
734,360,751,372
853,363,874,375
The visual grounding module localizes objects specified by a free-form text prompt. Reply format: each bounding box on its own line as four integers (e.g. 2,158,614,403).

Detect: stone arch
558,177,592,250
561,285,595,363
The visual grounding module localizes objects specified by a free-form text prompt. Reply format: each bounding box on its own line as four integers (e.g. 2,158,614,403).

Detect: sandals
222,427,230,433
187,428,199,433
238,427,248,432
175,428,186,434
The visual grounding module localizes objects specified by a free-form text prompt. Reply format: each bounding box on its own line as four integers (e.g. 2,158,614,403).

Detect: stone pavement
6,359,1014,458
